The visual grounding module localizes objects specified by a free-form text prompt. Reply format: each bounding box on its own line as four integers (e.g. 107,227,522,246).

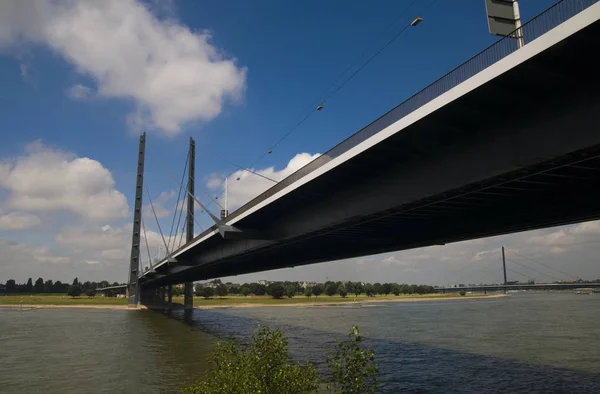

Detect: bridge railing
222,0,597,225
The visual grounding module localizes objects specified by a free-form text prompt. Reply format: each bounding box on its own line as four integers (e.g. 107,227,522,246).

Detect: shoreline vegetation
0,293,506,310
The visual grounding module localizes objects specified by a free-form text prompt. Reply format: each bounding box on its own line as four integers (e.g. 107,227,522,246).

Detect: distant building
301,281,318,289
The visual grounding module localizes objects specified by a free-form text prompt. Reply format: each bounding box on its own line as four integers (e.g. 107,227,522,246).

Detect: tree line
1,277,125,295
194,280,437,299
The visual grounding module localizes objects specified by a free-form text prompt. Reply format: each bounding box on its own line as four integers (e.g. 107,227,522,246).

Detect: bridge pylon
184,137,195,310
128,132,146,307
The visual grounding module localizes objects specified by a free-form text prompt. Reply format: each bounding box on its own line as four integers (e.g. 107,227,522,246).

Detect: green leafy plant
67,285,81,298
182,325,320,394
459,289,466,296
326,326,378,394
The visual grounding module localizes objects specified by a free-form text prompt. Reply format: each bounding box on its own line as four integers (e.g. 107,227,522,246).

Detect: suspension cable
167,149,190,252
171,179,188,250
141,216,154,272
505,259,564,282
505,248,576,280
145,186,170,257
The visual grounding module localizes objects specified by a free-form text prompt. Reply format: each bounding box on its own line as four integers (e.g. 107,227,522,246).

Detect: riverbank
0,293,507,310
0,295,129,309
189,293,508,309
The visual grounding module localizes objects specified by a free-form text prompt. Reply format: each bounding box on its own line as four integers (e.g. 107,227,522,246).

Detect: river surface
0,293,599,393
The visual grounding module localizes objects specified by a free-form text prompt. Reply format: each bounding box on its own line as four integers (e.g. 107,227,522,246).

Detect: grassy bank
0,292,496,308
173,293,493,307
0,295,128,306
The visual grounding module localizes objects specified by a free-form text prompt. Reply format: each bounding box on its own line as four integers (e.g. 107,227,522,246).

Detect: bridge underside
143,18,600,287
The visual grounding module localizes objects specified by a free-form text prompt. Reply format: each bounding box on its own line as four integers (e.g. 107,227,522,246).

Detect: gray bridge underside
143,19,600,288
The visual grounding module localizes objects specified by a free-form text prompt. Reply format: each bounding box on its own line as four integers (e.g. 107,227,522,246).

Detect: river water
0,293,598,393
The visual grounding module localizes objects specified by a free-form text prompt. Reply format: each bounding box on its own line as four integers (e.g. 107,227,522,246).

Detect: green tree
338,284,348,298
373,283,382,295
364,283,375,297
327,326,378,394
391,283,401,296
6,279,16,293
67,285,82,298
250,283,267,296
44,280,54,293
195,285,211,299
182,325,320,394
26,278,33,292
325,282,338,297
312,284,324,297
202,287,215,299
240,284,251,296
34,278,44,293
268,283,285,299
215,284,228,298
353,283,364,297
173,286,184,296
381,283,392,296
285,284,296,298
86,289,96,298
54,280,65,293
459,289,466,296
304,287,312,298
72,277,79,286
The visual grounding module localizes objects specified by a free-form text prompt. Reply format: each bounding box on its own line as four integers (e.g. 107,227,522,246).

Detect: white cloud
56,222,185,269
67,83,93,100
0,141,128,221
527,221,600,250
208,153,320,211
0,210,41,230
0,239,72,280
143,190,175,220
0,0,247,135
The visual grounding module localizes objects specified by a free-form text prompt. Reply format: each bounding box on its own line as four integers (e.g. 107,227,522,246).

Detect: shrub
327,326,378,394
304,287,312,298
182,325,320,394
268,283,285,299
67,285,81,298
459,289,466,296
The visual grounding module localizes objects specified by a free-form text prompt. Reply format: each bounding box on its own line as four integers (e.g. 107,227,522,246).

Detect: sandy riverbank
191,294,508,310
0,304,134,310
0,294,507,310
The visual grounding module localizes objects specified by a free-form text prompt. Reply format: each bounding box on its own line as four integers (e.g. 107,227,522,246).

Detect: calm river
0,293,599,393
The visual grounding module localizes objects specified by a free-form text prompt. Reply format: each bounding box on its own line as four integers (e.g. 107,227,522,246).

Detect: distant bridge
437,283,600,293
127,0,600,307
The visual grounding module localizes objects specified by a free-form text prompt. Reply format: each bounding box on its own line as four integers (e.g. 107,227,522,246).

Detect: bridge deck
142,1,600,287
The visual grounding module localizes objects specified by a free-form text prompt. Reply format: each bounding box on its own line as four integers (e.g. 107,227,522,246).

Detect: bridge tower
502,246,507,285
184,137,195,310
128,132,146,307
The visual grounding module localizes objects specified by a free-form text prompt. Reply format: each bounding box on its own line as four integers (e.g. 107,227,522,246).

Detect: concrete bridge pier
167,285,172,306
184,282,193,310
159,287,165,303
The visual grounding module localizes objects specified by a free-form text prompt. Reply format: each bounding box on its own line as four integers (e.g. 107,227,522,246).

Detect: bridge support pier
184,282,193,310
167,284,172,305
159,287,165,303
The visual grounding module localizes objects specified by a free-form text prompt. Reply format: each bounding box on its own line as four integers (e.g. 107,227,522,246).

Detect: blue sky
2,0,597,285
